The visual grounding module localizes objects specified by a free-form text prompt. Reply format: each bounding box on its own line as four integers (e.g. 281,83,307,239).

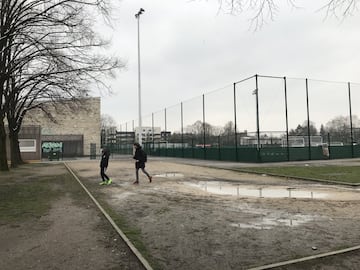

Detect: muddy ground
67,157,360,270
0,163,144,270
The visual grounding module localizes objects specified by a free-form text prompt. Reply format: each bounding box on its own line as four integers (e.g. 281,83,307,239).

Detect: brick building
18,97,101,159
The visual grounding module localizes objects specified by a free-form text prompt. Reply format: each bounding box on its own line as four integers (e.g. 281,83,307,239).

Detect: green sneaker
99,181,106,185
106,178,112,185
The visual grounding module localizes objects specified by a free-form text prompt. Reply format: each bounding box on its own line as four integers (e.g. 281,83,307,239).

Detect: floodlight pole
135,8,145,145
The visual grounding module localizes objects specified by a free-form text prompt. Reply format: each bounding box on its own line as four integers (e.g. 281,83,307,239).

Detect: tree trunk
9,129,24,168
0,121,9,171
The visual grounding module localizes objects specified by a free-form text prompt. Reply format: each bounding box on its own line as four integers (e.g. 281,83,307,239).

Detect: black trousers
100,166,109,181
135,162,150,181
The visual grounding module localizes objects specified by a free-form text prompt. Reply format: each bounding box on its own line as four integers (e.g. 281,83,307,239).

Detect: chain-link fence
111,74,360,163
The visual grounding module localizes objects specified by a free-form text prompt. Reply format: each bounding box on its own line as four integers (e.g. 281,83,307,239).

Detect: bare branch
319,0,358,19
207,0,358,29
0,0,124,168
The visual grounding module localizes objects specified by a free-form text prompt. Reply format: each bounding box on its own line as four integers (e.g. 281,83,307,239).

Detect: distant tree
289,121,317,136
101,114,117,130
185,120,221,144
325,115,360,143
222,121,235,135
320,124,327,138
168,132,182,143
221,121,235,146
185,120,204,135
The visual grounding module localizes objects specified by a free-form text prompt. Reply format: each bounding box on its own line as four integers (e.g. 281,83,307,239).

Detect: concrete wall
23,97,101,156
5,125,42,161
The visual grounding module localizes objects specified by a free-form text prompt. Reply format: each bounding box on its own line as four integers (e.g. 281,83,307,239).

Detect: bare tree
101,114,117,130
325,115,360,143
185,120,221,144
289,120,318,136
221,121,235,146
215,0,358,29
321,0,359,18
0,0,123,170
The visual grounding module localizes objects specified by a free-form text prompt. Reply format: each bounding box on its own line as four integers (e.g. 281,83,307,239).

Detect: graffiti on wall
42,142,63,153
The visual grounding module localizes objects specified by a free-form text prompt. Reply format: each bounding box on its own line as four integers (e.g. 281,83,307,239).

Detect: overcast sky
95,0,360,132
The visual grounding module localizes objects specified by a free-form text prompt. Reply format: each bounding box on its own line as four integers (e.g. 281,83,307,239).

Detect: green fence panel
237,148,259,163
196,148,206,159
183,148,194,158
310,147,325,160
205,148,220,160
109,143,360,163
329,145,353,159
354,145,360,158
219,148,237,162
171,148,183,158
289,147,310,161
159,148,167,156
167,147,174,157
259,147,288,162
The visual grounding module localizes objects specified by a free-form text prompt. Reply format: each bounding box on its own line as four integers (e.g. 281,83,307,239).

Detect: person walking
133,143,152,184
99,147,112,185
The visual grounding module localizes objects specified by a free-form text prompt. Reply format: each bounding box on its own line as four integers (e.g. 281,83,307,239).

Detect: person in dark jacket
100,148,112,185
133,143,152,184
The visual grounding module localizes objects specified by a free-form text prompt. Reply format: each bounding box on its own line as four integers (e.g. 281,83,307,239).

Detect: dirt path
69,159,360,270
0,163,144,270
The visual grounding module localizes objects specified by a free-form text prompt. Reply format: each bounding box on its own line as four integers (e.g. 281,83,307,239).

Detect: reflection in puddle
156,172,184,178
230,214,315,230
184,181,329,199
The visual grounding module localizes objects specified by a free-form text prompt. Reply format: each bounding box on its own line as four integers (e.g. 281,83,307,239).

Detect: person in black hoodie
133,143,152,184
99,147,112,185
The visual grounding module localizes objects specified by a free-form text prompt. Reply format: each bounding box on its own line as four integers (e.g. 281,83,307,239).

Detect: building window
19,139,36,152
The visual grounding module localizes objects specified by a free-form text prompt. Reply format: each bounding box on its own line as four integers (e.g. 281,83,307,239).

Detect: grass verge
0,163,90,225
238,165,360,185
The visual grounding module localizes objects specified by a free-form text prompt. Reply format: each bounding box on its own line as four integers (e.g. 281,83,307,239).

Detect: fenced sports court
113,74,360,163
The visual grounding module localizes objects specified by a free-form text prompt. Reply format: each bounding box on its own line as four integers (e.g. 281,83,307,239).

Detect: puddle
229,214,315,230
184,181,329,199
155,173,184,178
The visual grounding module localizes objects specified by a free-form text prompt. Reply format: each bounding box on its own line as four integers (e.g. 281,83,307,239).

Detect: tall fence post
327,133,331,159
191,137,194,158
181,102,184,158
305,78,311,160
284,77,290,161
125,123,128,154
255,74,261,162
218,135,221,160
348,82,354,158
152,112,154,155
233,82,239,161
202,94,206,160
164,108,167,156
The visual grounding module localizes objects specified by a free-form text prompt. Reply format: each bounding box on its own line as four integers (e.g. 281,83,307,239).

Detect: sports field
70,157,360,269
1,157,360,269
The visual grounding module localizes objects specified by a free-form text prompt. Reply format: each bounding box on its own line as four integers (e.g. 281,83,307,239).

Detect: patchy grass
0,163,87,224
91,194,162,270
238,165,360,184
0,177,58,223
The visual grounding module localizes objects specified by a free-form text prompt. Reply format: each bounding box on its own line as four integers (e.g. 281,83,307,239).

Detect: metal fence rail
113,74,360,163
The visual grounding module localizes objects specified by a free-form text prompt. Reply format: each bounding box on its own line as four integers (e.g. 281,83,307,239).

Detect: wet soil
69,158,360,270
